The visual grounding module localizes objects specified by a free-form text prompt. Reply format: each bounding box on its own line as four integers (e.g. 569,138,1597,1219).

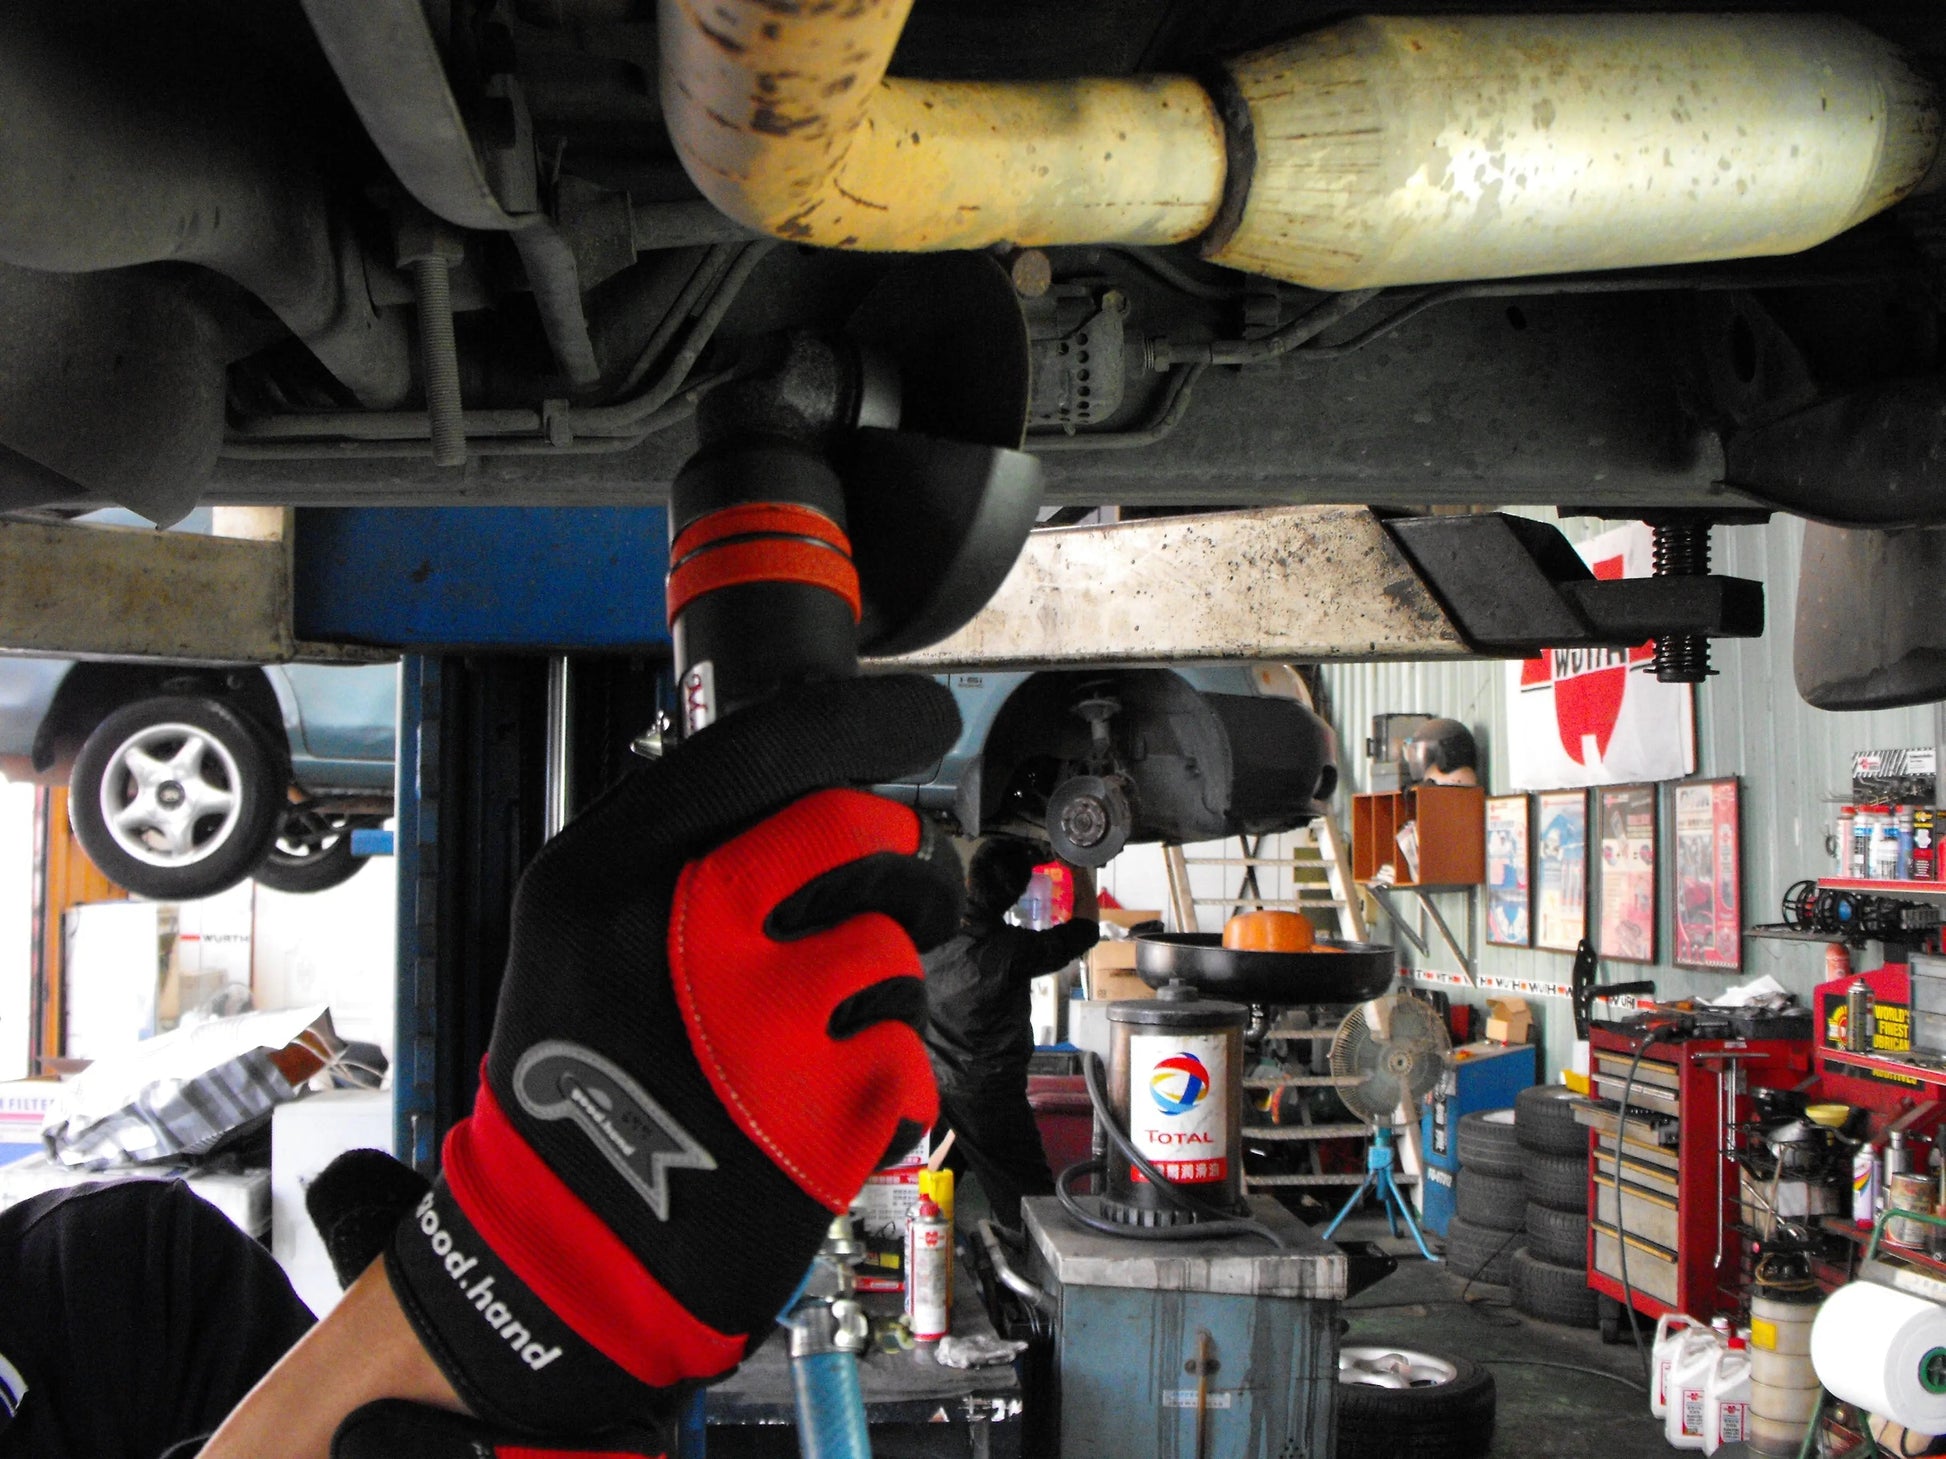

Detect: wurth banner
1506,522,1696,790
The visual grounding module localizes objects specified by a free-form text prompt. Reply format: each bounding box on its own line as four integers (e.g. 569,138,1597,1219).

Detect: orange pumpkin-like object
1222,909,1315,953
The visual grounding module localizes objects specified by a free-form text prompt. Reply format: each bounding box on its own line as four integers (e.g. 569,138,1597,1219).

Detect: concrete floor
1339,1215,1671,1459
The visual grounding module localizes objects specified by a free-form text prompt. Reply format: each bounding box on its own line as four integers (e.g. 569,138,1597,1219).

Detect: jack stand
1320,1127,1439,1263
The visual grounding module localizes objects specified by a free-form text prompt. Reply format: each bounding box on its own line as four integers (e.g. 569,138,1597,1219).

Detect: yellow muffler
659,4,1939,288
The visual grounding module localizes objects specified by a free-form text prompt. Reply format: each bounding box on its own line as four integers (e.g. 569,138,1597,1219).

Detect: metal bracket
1369,886,1476,983
1385,513,1764,657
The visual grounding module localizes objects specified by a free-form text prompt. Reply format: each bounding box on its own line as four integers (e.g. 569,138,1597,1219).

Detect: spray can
918,1169,955,1314
1846,981,1873,1054
1897,806,1916,880
1853,809,1876,878
1836,807,1856,876
1916,808,1937,882
903,1195,950,1344
1855,1142,1882,1229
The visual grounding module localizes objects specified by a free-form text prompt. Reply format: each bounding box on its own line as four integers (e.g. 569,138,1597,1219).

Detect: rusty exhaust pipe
660,5,1937,289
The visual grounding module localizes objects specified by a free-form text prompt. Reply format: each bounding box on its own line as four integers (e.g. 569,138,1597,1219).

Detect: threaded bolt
411,255,466,468
1648,521,1712,683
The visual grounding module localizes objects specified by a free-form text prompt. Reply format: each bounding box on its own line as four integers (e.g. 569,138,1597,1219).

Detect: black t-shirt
0,1180,315,1459
922,916,1099,1091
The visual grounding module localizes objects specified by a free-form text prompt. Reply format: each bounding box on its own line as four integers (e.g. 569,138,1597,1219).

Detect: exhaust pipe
660,6,1938,288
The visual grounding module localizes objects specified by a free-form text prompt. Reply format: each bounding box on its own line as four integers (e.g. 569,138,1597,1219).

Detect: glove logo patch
513,1041,716,1220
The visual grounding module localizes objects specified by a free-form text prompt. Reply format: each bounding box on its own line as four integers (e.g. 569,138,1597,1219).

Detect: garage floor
1340,1215,1671,1459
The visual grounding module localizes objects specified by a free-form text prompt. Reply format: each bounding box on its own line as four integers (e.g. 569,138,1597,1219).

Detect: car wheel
1454,1170,1526,1232
1454,1108,1523,1178
1336,1346,1496,1459
1443,1215,1520,1286
1514,1084,1587,1156
254,807,369,895
1509,1246,1601,1328
69,695,284,901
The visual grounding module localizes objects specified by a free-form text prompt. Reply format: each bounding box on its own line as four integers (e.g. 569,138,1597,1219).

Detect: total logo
1149,1052,1212,1116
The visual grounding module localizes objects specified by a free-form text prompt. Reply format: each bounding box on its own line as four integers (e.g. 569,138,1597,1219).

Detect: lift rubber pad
1134,934,1394,1004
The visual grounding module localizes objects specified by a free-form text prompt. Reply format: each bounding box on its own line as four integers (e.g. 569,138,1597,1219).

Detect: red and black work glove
381,676,963,1440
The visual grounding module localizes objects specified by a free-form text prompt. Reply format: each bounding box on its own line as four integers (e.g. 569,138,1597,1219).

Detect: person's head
966,838,1042,919
1404,717,1480,786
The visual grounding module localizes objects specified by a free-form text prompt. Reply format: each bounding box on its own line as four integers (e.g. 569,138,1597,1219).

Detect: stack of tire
1447,1107,1525,1286
1508,1083,1600,1328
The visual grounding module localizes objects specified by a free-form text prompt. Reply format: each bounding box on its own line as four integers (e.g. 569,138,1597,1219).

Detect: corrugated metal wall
1101,513,1944,1076
1316,513,1944,1071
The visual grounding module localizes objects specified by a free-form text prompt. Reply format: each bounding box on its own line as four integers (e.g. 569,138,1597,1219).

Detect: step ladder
1160,813,1367,941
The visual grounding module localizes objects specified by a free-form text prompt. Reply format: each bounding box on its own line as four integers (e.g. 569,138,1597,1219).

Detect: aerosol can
903,1195,950,1345
918,1168,955,1315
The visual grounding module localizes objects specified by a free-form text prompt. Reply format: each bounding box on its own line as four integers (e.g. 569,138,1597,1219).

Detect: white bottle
1652,1313,1708,1420
1667,1320,1730,1451
1704,1333,1753,1456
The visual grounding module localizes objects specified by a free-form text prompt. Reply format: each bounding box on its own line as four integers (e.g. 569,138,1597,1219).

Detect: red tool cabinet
1581,1026,1812,1324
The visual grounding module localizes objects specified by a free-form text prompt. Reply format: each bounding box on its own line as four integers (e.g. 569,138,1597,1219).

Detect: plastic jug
1703,1335,1752,1456
1653,1314,1709,1420
1667,1321,1730,1450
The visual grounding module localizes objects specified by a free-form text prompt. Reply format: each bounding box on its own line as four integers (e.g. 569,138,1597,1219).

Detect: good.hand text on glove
414,1191,562,1372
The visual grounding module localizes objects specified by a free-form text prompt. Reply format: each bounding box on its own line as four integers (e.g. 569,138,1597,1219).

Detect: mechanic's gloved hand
381,676,962,1440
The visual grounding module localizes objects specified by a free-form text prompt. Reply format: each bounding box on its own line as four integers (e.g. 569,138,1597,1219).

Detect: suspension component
1646,518,1716,683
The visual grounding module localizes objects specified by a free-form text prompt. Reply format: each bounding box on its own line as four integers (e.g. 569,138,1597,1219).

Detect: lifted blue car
0,652,396,900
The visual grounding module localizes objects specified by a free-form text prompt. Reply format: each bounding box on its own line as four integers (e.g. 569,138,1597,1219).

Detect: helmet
1403,718,1478,783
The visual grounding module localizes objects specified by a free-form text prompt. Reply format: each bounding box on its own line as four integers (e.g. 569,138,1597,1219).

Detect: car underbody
5,1,1946,705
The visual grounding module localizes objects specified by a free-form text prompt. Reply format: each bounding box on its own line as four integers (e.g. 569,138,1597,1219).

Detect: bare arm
1069,863,1099,921
199,1262,464,1459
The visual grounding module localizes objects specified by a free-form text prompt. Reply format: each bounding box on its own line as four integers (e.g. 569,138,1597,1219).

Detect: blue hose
790,1350,870,1459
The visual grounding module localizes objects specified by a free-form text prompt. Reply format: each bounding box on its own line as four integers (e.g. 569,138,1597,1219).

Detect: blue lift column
292,506,674,1170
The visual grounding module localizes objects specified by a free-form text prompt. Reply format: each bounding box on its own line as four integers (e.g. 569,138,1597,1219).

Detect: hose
1615,1029,1677,1380
1055,1051,1286,1247
975,1218,1056,1317
789,1351,870,1459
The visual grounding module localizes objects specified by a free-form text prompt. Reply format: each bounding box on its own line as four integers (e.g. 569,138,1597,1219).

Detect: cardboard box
1084,910,1163,1001
850,1166,922,1292
1484,997,1532,1045
0,1080,60,1165
1085,941,1154,1002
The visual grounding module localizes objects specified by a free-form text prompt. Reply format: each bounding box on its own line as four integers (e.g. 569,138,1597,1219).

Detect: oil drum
1102,985,1247,1225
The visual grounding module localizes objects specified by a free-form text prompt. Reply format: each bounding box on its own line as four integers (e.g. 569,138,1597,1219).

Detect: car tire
1524,1201,1588,1266
255,808,368,895
1443,1216,1520,1286
1455,1170,1526,1232
1509,1246,1600,1328
1515,1084,1587,1156
1521,1152,1590,1213
1336,1346,1496,1459
70,695,284,901
1455,1109,1522,1177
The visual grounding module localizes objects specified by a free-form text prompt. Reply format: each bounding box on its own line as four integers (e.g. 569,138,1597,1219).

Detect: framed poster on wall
1595,784,1658,964
1535,789,1589,953
1485,795,1532,947
1673,777,1741,971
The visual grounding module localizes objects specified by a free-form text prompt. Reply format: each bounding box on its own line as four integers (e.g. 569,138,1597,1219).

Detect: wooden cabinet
1350,785,1485,888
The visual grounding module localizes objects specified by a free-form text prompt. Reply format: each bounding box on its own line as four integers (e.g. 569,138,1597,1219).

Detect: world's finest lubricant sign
1128,1033,1229,1184
1506,522,1696,790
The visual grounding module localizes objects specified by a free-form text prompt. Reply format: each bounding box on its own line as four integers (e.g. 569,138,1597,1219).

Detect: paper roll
1811,1281,1946,1432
